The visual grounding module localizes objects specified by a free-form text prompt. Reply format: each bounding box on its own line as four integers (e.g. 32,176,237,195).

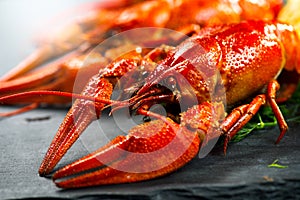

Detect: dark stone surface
0,107,299,199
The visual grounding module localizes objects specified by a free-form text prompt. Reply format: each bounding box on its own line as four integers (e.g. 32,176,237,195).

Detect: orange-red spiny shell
138,21,298,106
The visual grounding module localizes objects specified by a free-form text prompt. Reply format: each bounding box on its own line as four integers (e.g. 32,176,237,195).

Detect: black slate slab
0,108,299,199
0,0,299,199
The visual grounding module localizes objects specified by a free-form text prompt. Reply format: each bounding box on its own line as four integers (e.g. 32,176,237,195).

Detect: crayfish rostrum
0,0,300,189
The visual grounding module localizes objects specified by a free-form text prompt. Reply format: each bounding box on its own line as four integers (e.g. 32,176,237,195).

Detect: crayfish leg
222,80,288,153
222,96,266,154
267,80,288,144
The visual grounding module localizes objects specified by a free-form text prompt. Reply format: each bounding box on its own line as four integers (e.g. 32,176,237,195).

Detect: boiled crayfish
0,0,283,116
0,0,299,189
1,17,299,188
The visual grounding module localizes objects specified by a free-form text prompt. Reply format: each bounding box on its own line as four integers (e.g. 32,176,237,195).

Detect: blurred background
0,0,99,77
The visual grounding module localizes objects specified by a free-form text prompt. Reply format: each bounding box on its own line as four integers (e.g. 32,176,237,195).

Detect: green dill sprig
231,111,277,142
268,159,288,169
232,85,300,142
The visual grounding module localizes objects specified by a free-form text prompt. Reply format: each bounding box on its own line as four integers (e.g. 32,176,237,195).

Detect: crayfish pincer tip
38,104,97,176
38,171,52,178
38,164,53,177
38,165,47,177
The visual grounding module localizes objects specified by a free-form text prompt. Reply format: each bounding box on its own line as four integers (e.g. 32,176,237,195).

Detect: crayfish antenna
0,91,115,106
0,91,117,118
107,101,131,116
0,103,39,118
107,89,162,116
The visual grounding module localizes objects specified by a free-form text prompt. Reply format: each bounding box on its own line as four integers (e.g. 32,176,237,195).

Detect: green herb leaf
268,159,288,169
232,85,300,142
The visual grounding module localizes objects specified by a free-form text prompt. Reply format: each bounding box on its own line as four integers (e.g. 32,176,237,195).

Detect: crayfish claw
39,77,114,176
53,119,200,188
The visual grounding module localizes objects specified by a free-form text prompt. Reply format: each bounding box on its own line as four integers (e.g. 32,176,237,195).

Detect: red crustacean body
0,0,299,189
136,20,299,105
0,0,283,111
3,20,292,188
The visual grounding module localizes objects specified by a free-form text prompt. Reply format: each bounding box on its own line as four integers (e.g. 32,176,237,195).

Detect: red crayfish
0,0,299,189
0,0,283,116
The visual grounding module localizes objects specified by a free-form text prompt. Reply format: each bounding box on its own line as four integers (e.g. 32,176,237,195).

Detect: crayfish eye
143,116,151,122
141,71,148,78
166,76,177,90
